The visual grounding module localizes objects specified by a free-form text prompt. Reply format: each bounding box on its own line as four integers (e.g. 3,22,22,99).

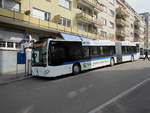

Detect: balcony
76,13,103,26
116,7,129,17
95,3,103,12
116,30,126,37
134,37,140,42
0,7,112,41
77,0,97,8
77,0,103,12
144,35,149,39
134,21,141,27
134,29,141,35
116,19,129,27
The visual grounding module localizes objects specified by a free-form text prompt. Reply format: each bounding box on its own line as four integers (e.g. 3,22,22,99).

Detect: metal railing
116,7,129,17
76,13,103,26
77,0,103,12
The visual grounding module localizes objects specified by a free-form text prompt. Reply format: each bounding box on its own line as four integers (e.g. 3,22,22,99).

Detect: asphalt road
0,60,150,113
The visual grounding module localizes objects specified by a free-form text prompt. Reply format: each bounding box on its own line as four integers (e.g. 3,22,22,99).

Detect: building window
16,42,21,48
32,8,50,21
93,27,97,34
109,33,115,38
77,6,85,13
77,23,86,31
101,4,107,13
45,12,50,21
46,0,51,2
4,0,20,12
59,0,71,9
101,31,107,37
0,41,6,47
109,21,114,29
109,9,115,17
93,12,97,19
101,17,107,26
7,42,13,48
131,24,134,28
109,0,115,5
60,17,71,27
0,0,2,8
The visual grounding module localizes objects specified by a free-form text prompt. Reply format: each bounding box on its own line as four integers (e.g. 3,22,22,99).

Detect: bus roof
117,41,138,46
45,39,138,46
46,38,115,46
82,40,115,46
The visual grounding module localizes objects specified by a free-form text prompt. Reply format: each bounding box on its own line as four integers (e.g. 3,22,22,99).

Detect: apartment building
140,12,150,48
98,0,116,40
0,0,145,74
116,0,145,48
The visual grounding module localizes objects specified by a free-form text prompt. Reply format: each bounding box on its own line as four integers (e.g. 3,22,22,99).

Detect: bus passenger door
115,42,122,63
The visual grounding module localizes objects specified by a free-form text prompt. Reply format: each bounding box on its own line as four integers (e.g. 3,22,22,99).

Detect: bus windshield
32,40,47,67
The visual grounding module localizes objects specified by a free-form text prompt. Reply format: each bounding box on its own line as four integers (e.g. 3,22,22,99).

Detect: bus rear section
115,41,140,63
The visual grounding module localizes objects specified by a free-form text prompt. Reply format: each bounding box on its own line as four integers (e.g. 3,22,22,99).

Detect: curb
0,76,32,86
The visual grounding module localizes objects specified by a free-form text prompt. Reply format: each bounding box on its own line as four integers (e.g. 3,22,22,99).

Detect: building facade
140,12,150,48
116,0,145,48
0,0,145,74
98,0,116,40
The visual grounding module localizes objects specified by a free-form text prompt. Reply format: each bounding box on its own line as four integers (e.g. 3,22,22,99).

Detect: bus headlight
44,70,50,74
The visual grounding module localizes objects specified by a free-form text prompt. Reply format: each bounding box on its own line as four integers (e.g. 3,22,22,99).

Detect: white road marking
88,77,150,113
68,84,94,98
17,105,34,113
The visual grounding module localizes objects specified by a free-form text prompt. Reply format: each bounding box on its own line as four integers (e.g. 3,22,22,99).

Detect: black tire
110,58,115,67
72,64,81,75
131,56,134,62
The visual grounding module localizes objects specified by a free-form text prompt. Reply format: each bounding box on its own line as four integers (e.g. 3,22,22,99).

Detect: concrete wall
0,27,41,74
0,50,25,74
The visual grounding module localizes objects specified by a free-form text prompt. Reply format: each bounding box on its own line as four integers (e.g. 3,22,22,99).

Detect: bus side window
50,45,66,66
122,46,127,54
103,46,110,56
83,47,90,59
110,46,115,56
48,47,52,65
67,46,82,61
99,46,104,57
89,47,99,58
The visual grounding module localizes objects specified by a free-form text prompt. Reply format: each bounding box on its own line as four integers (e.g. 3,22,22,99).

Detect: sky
125,0,150,13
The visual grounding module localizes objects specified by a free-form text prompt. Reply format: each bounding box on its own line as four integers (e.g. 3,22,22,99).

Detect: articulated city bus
32,39,140,77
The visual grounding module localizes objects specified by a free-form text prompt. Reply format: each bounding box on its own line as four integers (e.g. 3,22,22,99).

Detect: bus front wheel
72,64,81,75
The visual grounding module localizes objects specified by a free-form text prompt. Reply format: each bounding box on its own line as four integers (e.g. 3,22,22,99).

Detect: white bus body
32,39,139,77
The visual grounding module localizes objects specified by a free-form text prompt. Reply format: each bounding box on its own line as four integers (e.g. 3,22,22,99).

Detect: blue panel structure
17,52,26,64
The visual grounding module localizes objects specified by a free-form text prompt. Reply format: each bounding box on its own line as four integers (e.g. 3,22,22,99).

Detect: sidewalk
0,72,32,85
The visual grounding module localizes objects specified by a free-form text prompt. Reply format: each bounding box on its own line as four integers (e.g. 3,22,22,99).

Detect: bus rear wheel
131,56,134,62
110,58,114,67
72,64,81,75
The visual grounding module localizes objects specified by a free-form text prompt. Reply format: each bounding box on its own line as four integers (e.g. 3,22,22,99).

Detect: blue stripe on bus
62,56,116,65
122,54,136,56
